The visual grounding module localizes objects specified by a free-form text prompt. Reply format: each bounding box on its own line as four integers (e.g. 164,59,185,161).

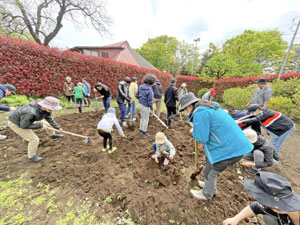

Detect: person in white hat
151,132,176,166
8,96,64,162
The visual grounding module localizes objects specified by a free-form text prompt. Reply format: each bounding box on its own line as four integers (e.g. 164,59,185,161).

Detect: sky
51,0,300,52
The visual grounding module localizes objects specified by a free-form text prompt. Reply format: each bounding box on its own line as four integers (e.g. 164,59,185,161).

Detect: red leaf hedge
0,36,174,97
213,73,300,99
175,75,214,95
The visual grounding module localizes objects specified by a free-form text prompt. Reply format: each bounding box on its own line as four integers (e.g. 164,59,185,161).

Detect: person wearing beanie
97,107,125,153
238,104,295,153
202,89,216,101
164,78,178,126
0,83,17,140
73,82,85,113
126,77,138,121
241,129,279,175
246,78,272,108
7,97,64,162
82,77,91,107
63,77,75,103
223,172,300,225
152,79,163,117
136,74,156,136
116,77,132,127
94,82,112,113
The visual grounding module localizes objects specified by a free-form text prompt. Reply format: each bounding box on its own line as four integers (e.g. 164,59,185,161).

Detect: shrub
268,96,293,117
0,95,32,107
292,92,300,120
223,88,252,109
197,88,209,98
271,78,300,98
175,75,214,95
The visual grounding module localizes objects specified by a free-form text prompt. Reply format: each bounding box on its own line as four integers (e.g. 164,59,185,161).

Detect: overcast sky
51,0,300,52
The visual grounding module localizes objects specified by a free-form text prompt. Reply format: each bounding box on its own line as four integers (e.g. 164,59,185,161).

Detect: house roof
70,41,158,70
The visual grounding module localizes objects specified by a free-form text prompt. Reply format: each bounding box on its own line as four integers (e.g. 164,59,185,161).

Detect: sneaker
51,134,64,139
102,148,107,152
122,121,127,127
28,155,43,162
131,118,136,121
0,134,7,140
108,147,117,154
190,189,208,200
138,129,144,135
197,180,205,188
246,168,259,175
143,132,150,137
151,154,157,159
163,158,170,166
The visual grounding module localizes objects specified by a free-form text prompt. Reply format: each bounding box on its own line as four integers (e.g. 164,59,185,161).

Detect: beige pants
8,120,55,158
153,98,162,117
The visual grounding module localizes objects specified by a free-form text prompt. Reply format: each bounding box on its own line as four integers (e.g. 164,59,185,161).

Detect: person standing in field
126,77,138,121
94,82,112,113
73,82,85,113
63,77,75,103
82,77,91,107
178,83,188,101
246,78,272,108
164,78,178,126
152,79,163,118
116,77,131,127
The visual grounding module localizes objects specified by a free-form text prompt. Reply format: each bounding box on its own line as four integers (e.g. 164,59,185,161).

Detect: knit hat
124,77,131,83
243,128,258,144
210,89,217,96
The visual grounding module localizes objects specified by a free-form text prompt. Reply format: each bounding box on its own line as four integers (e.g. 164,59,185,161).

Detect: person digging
0,83,17,140
151,132,176,166
179,92,253,200
7,96,64,162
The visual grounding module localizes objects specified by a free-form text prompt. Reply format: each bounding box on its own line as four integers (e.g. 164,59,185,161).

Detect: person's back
152,81,162,99
74,86,84,99
165,85,177,107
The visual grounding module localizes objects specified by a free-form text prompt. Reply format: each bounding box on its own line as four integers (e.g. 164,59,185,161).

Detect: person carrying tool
125,77,138,121
223,171,300,225
136,74,156,136
237,104,295,153
82,77,91,107
179,92,253,200
117,77,131,127
178,83,188,101
202,89,216,101
94,82,112,113
0,83,16,140
151,132,176,166
97,107,125,153
73,82,85,113
63,77,75,103
164,78,178,126
241,129,279,175
152,79,163,118
7,97,64,162
246,78,272,108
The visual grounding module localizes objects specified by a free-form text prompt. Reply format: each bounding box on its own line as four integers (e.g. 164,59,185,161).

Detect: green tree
204,54,238,78
198,42,220,75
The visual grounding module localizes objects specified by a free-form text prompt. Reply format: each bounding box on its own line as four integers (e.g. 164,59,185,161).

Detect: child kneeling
152,132,176,166
97,108,125,153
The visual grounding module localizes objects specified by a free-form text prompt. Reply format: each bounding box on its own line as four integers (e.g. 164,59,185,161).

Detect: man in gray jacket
246,78,272,108
8,97,64,162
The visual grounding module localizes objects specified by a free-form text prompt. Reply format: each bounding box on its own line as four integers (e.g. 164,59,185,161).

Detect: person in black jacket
237,104,295,153
164,78,178,126
94,82,112,113
7,97,64,162
152,79,163,117
241,129,279,175
116,77,131,127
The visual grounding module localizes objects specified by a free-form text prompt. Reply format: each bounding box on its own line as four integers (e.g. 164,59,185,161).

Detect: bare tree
0,0,111,46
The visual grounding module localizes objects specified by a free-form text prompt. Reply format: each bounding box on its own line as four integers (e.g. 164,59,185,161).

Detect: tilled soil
1,111,299,225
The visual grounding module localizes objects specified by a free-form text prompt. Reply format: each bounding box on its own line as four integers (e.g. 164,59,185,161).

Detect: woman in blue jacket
179,93,253,200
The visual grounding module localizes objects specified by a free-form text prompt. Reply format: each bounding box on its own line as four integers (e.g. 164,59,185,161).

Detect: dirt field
0,110,299,225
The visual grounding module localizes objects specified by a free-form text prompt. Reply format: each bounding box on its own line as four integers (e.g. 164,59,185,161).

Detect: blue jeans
126,101,136,120
103,96,111,113
152,142,170,157
118,103,126,122
271,125,295,152
125,102,131,116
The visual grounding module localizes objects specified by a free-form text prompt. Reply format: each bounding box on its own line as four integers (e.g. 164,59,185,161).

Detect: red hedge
0,36,174,97
175,75,214,95
213,73,300,100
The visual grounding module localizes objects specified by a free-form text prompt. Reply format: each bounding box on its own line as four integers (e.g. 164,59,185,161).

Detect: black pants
84,95,91,106
76,98,83,113
66,95,75,103
166,106,176,125
98,130,112,149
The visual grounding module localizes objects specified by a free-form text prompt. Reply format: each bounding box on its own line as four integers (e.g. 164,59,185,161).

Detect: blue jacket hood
191,105,253,164
137,84,154,109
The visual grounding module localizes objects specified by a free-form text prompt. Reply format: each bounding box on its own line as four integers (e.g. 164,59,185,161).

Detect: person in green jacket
73,82,85,113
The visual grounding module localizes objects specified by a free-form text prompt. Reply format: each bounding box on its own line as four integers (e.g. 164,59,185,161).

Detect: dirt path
0,111,299,225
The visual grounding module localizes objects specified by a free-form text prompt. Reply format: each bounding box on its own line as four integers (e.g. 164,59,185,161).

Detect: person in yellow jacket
126,77,138,121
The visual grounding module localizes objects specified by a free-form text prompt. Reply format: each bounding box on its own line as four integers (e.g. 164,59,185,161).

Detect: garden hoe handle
152,111,168,129
46,127,88,139
194,139,199,170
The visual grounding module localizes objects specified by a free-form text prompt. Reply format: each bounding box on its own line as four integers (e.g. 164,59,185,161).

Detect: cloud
183,18,208,38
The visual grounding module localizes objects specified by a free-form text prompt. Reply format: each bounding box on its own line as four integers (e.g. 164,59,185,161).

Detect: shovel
152,112,168,129
47,127,91,144
94,93,99,112
190,139,204,179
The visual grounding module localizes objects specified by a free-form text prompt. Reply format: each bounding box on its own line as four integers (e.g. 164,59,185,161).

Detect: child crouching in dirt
152,132,176,166
97,108,125,153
